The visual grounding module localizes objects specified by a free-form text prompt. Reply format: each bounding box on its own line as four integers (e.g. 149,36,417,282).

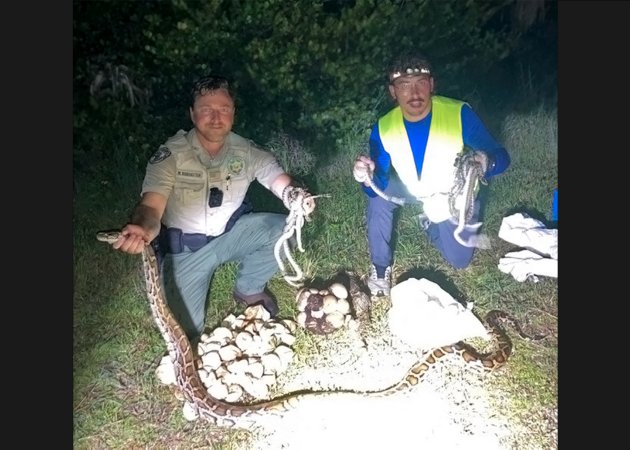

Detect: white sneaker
368,264,392,297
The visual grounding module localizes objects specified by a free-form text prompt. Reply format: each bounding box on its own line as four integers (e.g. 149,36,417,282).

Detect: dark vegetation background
73,0,557,215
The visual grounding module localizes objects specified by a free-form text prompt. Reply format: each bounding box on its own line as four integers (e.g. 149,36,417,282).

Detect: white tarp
388,277,489,349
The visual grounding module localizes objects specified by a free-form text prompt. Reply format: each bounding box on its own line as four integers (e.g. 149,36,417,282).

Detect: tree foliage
74,0,556,171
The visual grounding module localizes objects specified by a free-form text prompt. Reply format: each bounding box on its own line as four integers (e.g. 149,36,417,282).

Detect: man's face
190,89,235,144
388,74,434,122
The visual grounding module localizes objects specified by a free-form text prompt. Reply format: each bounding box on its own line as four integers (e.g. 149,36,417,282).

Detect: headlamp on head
388,53,433,83
390,66,431,82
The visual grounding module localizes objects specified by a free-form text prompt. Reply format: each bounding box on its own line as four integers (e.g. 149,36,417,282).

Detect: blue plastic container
551,188,558,221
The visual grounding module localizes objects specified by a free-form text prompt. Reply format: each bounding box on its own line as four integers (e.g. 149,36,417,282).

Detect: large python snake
96,230,534,429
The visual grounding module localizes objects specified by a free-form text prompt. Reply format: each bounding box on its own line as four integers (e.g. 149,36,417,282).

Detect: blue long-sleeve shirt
364,103,510,197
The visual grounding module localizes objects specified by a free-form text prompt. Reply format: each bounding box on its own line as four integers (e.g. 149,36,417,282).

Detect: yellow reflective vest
377,95,467,221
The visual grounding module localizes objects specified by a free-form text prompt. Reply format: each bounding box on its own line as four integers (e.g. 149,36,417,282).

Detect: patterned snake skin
449,151,491,248
96,230,531,429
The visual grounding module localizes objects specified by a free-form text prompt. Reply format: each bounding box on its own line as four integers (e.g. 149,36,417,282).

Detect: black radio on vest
208,187,223,207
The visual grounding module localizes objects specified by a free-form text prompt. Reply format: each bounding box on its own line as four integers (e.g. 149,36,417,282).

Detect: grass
73,106,557,449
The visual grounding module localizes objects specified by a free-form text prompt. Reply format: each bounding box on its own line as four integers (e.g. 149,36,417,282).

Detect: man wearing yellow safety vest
352,52,510,297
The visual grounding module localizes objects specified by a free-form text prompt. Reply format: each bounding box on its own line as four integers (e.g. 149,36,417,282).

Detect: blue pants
366,176,478,270
160,212,286,341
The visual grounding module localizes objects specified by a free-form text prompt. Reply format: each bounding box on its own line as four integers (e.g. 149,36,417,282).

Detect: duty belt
151,198,253,260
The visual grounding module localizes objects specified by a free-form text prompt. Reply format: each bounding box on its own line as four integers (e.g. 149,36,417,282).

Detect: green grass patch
74,106,557,448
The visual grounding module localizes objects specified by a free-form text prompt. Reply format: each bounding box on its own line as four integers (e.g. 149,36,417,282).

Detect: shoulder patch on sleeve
149,146,172,164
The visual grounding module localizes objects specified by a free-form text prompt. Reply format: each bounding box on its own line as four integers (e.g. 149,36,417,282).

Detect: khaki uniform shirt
142,129,284,236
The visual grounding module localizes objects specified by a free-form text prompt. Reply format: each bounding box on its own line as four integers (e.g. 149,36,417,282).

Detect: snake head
302,195,316,218
96,230,123,244
302,193,331,221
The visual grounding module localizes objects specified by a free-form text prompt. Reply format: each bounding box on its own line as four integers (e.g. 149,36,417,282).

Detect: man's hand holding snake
471,151,490,176
104,224,154,254
352,155,375,184
281,185,317,216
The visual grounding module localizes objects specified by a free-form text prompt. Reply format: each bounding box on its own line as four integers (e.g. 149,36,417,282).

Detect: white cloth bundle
497,213,558,282
388,278,489,349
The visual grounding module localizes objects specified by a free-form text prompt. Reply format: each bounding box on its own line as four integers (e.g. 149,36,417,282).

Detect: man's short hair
190,75,235,106
387,53,433,83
